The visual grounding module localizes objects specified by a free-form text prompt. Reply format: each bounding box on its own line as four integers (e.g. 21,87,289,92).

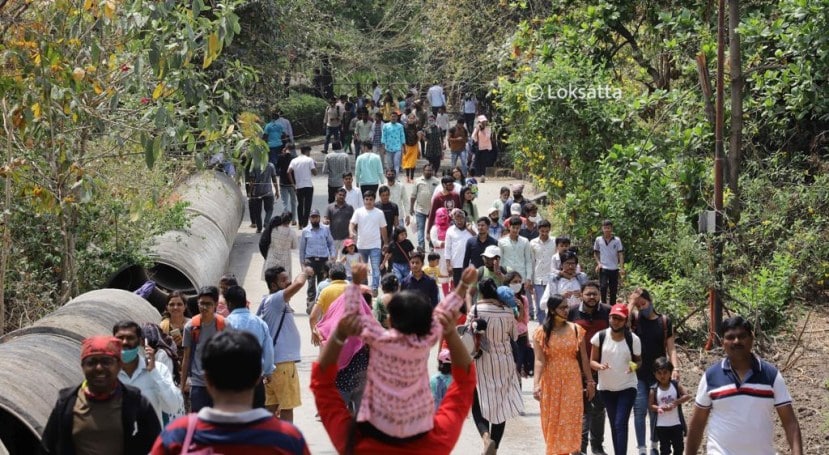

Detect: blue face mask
639,304,653,318
121,346,140,363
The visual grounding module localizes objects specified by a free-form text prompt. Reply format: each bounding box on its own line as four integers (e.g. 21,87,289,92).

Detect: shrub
273,92,328,139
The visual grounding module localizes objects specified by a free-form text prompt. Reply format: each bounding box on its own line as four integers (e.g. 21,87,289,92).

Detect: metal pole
706,0,726,350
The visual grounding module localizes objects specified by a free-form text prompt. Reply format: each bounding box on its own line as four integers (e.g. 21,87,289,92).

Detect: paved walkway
227,143,640,454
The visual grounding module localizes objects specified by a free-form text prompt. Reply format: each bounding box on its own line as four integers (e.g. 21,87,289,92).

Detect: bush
274,92,328,139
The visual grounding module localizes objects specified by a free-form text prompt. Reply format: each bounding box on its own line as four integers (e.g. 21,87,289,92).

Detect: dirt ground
676,304,829,453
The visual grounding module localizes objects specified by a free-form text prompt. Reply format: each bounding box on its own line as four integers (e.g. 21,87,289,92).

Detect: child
373,273,399,328
550,237,582,279
492,186,510,221
341,263,475,440
215,274,238,316
389,227,415,282
340,238,362,281
648,357,690,455
429,348,453,410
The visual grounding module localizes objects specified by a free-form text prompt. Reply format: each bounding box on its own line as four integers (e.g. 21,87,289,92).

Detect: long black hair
478,278,499,300
542,293,565,344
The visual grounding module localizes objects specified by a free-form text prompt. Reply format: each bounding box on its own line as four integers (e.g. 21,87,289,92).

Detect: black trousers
328,186,340,204
296,187,314,228
471,390,506,446
581,386,607,453
305,257,329,303
360,184,378,198
253,378,265,408
600,268,621,305
656,425,684,455
250,195,274,231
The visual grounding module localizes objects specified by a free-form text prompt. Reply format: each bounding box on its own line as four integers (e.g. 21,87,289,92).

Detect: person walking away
323,97,343,154
151,331,310,454
349,190,388,294
427,82,446,115
325,187,355,257
448,120,469,175
402,117,422,182
685,316,802,455
113,321,183,425
248,160,278,233
532,294,595,455
593,219,624,305
258,265,314,422
568,281,611,455
648,357,689,455
263,110,286,167
628,288,679,455
469,278,525,454
41,336,161,455
288,145,317,228
323,142,351,203
382,112,406,175
410,164,439,250
300,209,336,307
276,109,294,144
471,115,493,178
276,144,298,225
462,92,478,134
223,285,275,409
590,303,641,455
261,212,298,278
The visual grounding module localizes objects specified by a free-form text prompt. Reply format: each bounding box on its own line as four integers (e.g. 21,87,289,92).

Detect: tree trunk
0,102,12,334
727,0,743,222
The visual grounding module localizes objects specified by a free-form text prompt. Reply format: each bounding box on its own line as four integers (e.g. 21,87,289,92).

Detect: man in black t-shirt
324,188,354,255
376,185,399,239
567,281,611,455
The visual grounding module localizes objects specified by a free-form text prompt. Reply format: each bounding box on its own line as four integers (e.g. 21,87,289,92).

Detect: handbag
181,413,214,454
457,304,486,359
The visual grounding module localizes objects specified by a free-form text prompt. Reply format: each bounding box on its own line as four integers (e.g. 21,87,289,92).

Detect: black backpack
597,328,638,363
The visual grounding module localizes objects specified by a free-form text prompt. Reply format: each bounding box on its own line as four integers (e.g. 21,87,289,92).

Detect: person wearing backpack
180,286,226,413
590,303,641,455
628,288,679,455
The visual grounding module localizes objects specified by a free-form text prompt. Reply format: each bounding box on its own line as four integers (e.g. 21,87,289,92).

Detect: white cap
481,245,501,258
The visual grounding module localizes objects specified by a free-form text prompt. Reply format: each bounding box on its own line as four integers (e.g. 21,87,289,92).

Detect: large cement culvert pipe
0,289,161,454
106,170,244,312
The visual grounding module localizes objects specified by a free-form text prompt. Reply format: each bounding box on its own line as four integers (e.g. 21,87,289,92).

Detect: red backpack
190,314,225,345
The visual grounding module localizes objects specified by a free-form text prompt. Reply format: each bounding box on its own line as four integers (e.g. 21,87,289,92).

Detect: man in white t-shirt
685,316,802,455
427,82,446,115
288,145,317,228
444,208,475,287
593,219,624,305
348,190,388,293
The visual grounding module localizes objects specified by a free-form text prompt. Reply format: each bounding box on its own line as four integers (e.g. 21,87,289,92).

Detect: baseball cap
510,203,522,216
342,238,355,254
310,209,320,217
81,336,122,361
610,303,629,319
438,348,451,363
481,245,501,258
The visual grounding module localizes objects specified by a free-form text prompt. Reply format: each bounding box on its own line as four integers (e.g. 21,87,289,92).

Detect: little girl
389,226,414,281
342,263,476,440
649,357,690,455
339,238,362,282
430,348,453,410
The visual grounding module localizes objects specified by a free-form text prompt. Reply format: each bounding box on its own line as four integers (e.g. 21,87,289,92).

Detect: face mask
121,346,139,363
529,215,540,223
554,313,568,323
509,283,522,293
639,304,653,318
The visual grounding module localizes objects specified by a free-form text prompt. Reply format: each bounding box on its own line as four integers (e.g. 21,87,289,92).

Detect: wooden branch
781,309,811,372
609,21,663,90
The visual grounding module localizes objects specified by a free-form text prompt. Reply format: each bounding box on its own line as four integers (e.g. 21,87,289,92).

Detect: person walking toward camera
685,316,802,455
593,219,624,305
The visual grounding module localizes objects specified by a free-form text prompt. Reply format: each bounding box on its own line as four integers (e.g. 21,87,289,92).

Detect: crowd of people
39,83,803,455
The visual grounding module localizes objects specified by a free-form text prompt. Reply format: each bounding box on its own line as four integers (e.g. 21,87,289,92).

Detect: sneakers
591,449,609,455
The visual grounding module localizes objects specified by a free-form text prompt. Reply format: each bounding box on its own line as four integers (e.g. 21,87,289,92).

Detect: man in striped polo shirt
685,316,801,455
152,331,310,454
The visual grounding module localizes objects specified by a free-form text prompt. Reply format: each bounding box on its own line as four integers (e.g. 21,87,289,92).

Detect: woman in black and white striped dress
470,278,524,454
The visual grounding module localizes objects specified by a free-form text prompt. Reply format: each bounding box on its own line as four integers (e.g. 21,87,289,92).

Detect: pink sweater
342,283,463,438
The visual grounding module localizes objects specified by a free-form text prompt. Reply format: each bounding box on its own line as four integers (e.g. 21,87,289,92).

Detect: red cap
610,303,629,319
81,336,122,361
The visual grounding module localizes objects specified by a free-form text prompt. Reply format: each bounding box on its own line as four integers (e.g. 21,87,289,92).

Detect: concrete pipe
106,170,244,311
0,289,161,454
175,171,245,247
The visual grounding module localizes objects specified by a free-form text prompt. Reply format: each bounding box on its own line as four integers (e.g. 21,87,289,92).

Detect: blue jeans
450,150,467,175
189,385,213,413
324,126,341,153
635,378,659,448
358,248,383,291
415,212,428,250
386,150,402,175
391,262,410,282
534,284,547,323
280,185,298,222
601,387,637,455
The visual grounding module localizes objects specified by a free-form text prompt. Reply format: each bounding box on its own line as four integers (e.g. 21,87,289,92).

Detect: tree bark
728,0,743,222
0,102,11,334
